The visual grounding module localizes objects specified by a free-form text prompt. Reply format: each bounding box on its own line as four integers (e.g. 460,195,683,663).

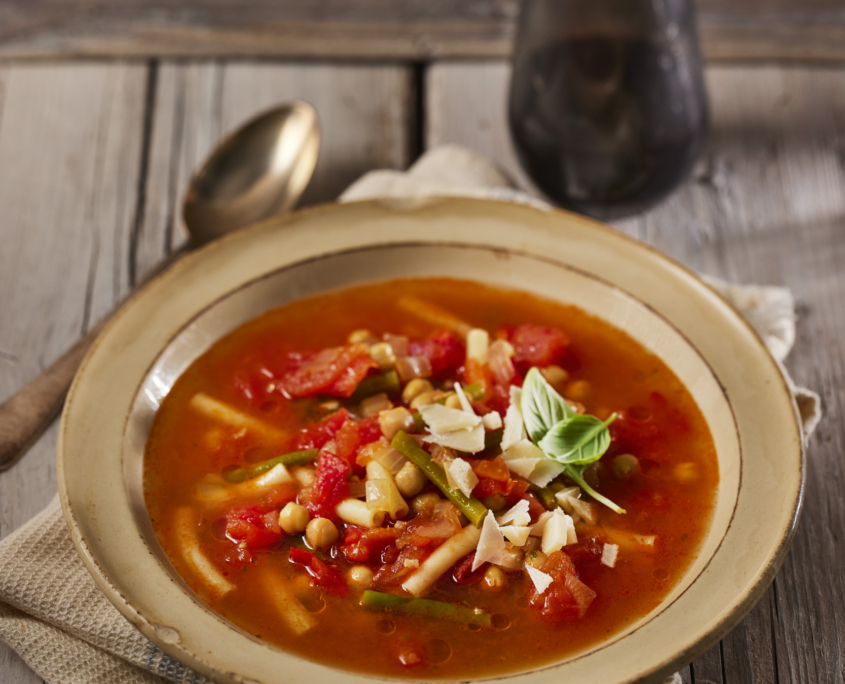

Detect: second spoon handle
0,245,190,472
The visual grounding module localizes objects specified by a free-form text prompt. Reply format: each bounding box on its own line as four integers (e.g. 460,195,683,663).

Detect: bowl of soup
57,196,803,684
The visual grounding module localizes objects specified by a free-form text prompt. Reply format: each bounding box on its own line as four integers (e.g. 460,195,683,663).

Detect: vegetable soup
144,278,718,678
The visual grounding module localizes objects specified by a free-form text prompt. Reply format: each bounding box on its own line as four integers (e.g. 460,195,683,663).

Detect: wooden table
1,30,844,684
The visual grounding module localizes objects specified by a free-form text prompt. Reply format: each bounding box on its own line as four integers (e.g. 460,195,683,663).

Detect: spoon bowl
183,102,320,245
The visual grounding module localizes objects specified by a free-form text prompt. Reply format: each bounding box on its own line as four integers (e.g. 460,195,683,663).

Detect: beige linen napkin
0,145,820,684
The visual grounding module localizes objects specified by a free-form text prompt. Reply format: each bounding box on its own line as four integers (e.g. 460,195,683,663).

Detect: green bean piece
391,431,488,527
472,427,504,459
412,411,426,432
222,448,318,483
528,484,558,510
462,383,485,401
360,591,492,628
350,370,401,401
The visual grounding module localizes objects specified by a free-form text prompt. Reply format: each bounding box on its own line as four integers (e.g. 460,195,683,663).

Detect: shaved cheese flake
556,487,598,524
482,411,502,430
541,510,577,553
502,439,545,462
454,382,475,414
496,499,531,527
601,543,619,568
526,458,565,488
472,511,507,571
500,525,531,546
419,403,481,433
530,511,554,537
501,395,526,451
526,566,554,595
423,423,486,453
444,458,479,498
466,328,490,364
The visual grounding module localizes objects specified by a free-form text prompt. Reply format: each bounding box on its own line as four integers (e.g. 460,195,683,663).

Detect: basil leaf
539,413,617,465
520,368,575,443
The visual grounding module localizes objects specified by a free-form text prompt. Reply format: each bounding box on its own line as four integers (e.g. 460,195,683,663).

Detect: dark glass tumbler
508,0,708,219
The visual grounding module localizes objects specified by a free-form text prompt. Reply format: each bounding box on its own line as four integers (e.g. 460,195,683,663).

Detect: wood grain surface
0,58,843,683
1,0,845,61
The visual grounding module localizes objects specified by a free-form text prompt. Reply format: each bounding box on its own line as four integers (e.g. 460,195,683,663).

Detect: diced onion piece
466,328,490,364
372,444,409,474
360,392,393,417
500,525,531,546
496,499,531,527
453,382,475,414
501,389,526,451
402,524,482,596
423,423,486,453
526,566,554,595
348,478,367,499
541,510,577,554
526,458,565,488
419,403,481,433
383,333,409,358
488,339,516,385
601,543,619,568
365,461,409,520
444,458,479,498
396,355,433,381
482,411,503,430
472,510,507,571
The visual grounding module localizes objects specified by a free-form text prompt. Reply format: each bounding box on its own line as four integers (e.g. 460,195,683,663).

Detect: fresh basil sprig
520,368,625,514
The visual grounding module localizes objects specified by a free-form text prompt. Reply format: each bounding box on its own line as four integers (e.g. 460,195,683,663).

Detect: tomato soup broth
144,278,718,678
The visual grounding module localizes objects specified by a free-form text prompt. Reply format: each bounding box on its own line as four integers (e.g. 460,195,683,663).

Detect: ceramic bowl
57,197,804,684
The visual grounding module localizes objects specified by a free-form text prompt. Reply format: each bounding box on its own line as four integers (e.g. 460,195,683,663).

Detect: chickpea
278,503,310,534
410,390,445,409
480,494,507,512
611,454,640,481
444,393,462,409
523,537,540,554
348,329,374,344
539,365,569,387
411,492,441,514
348,565,374,589
378,407,415,440
674,462,699,483
482,566,508,591
565,379,591,402
394,462,427,498
524,550,547,570
305,518,338,550
369,342,397,370
402,378,434,403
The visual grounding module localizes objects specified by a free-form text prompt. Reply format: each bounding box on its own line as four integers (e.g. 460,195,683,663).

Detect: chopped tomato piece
373,545,429,587
334,416,383,465
341,525,400,563
463,358,492,397
280,344,377,398
470,455,511,482
528,550,596,621
288,548,349,597
473,476,514,497
263,483,299,508
225,505,283,552
394,638,424,668
510,324,569,370
452,552,485,585
299,450,350,520
294,408,349,451
408,330,465,378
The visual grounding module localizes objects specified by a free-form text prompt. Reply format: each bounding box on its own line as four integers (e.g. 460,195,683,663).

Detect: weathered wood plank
0,61,148,683
134,61,415,281
427,61,845,683
0,0,844,62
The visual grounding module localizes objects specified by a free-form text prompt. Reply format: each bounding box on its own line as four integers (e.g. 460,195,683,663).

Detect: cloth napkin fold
0,145,821,684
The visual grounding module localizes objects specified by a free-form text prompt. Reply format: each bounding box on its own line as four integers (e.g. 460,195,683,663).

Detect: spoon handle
0,245,190,472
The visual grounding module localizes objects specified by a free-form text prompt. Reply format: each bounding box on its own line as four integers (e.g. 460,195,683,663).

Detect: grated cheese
482,411,503,430
601,543,619,568
526,566,553,595
419,403,481,432
454,382,475,414
496,499,531,527
525,458,565,488
472,511,507,571
541,509,577,554
444,458,479,498
423,423,486,453
530,510,554,537
501,387,526,450
500,525,531,546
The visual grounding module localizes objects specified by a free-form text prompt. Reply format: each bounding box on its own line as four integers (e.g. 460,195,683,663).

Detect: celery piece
462,382,485,401
391,431,488,527
528,484,558,511
350,370,401,401
360,591,491,628
223,449,318,483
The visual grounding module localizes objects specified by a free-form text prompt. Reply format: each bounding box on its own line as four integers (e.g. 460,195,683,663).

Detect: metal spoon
0,101,320,471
